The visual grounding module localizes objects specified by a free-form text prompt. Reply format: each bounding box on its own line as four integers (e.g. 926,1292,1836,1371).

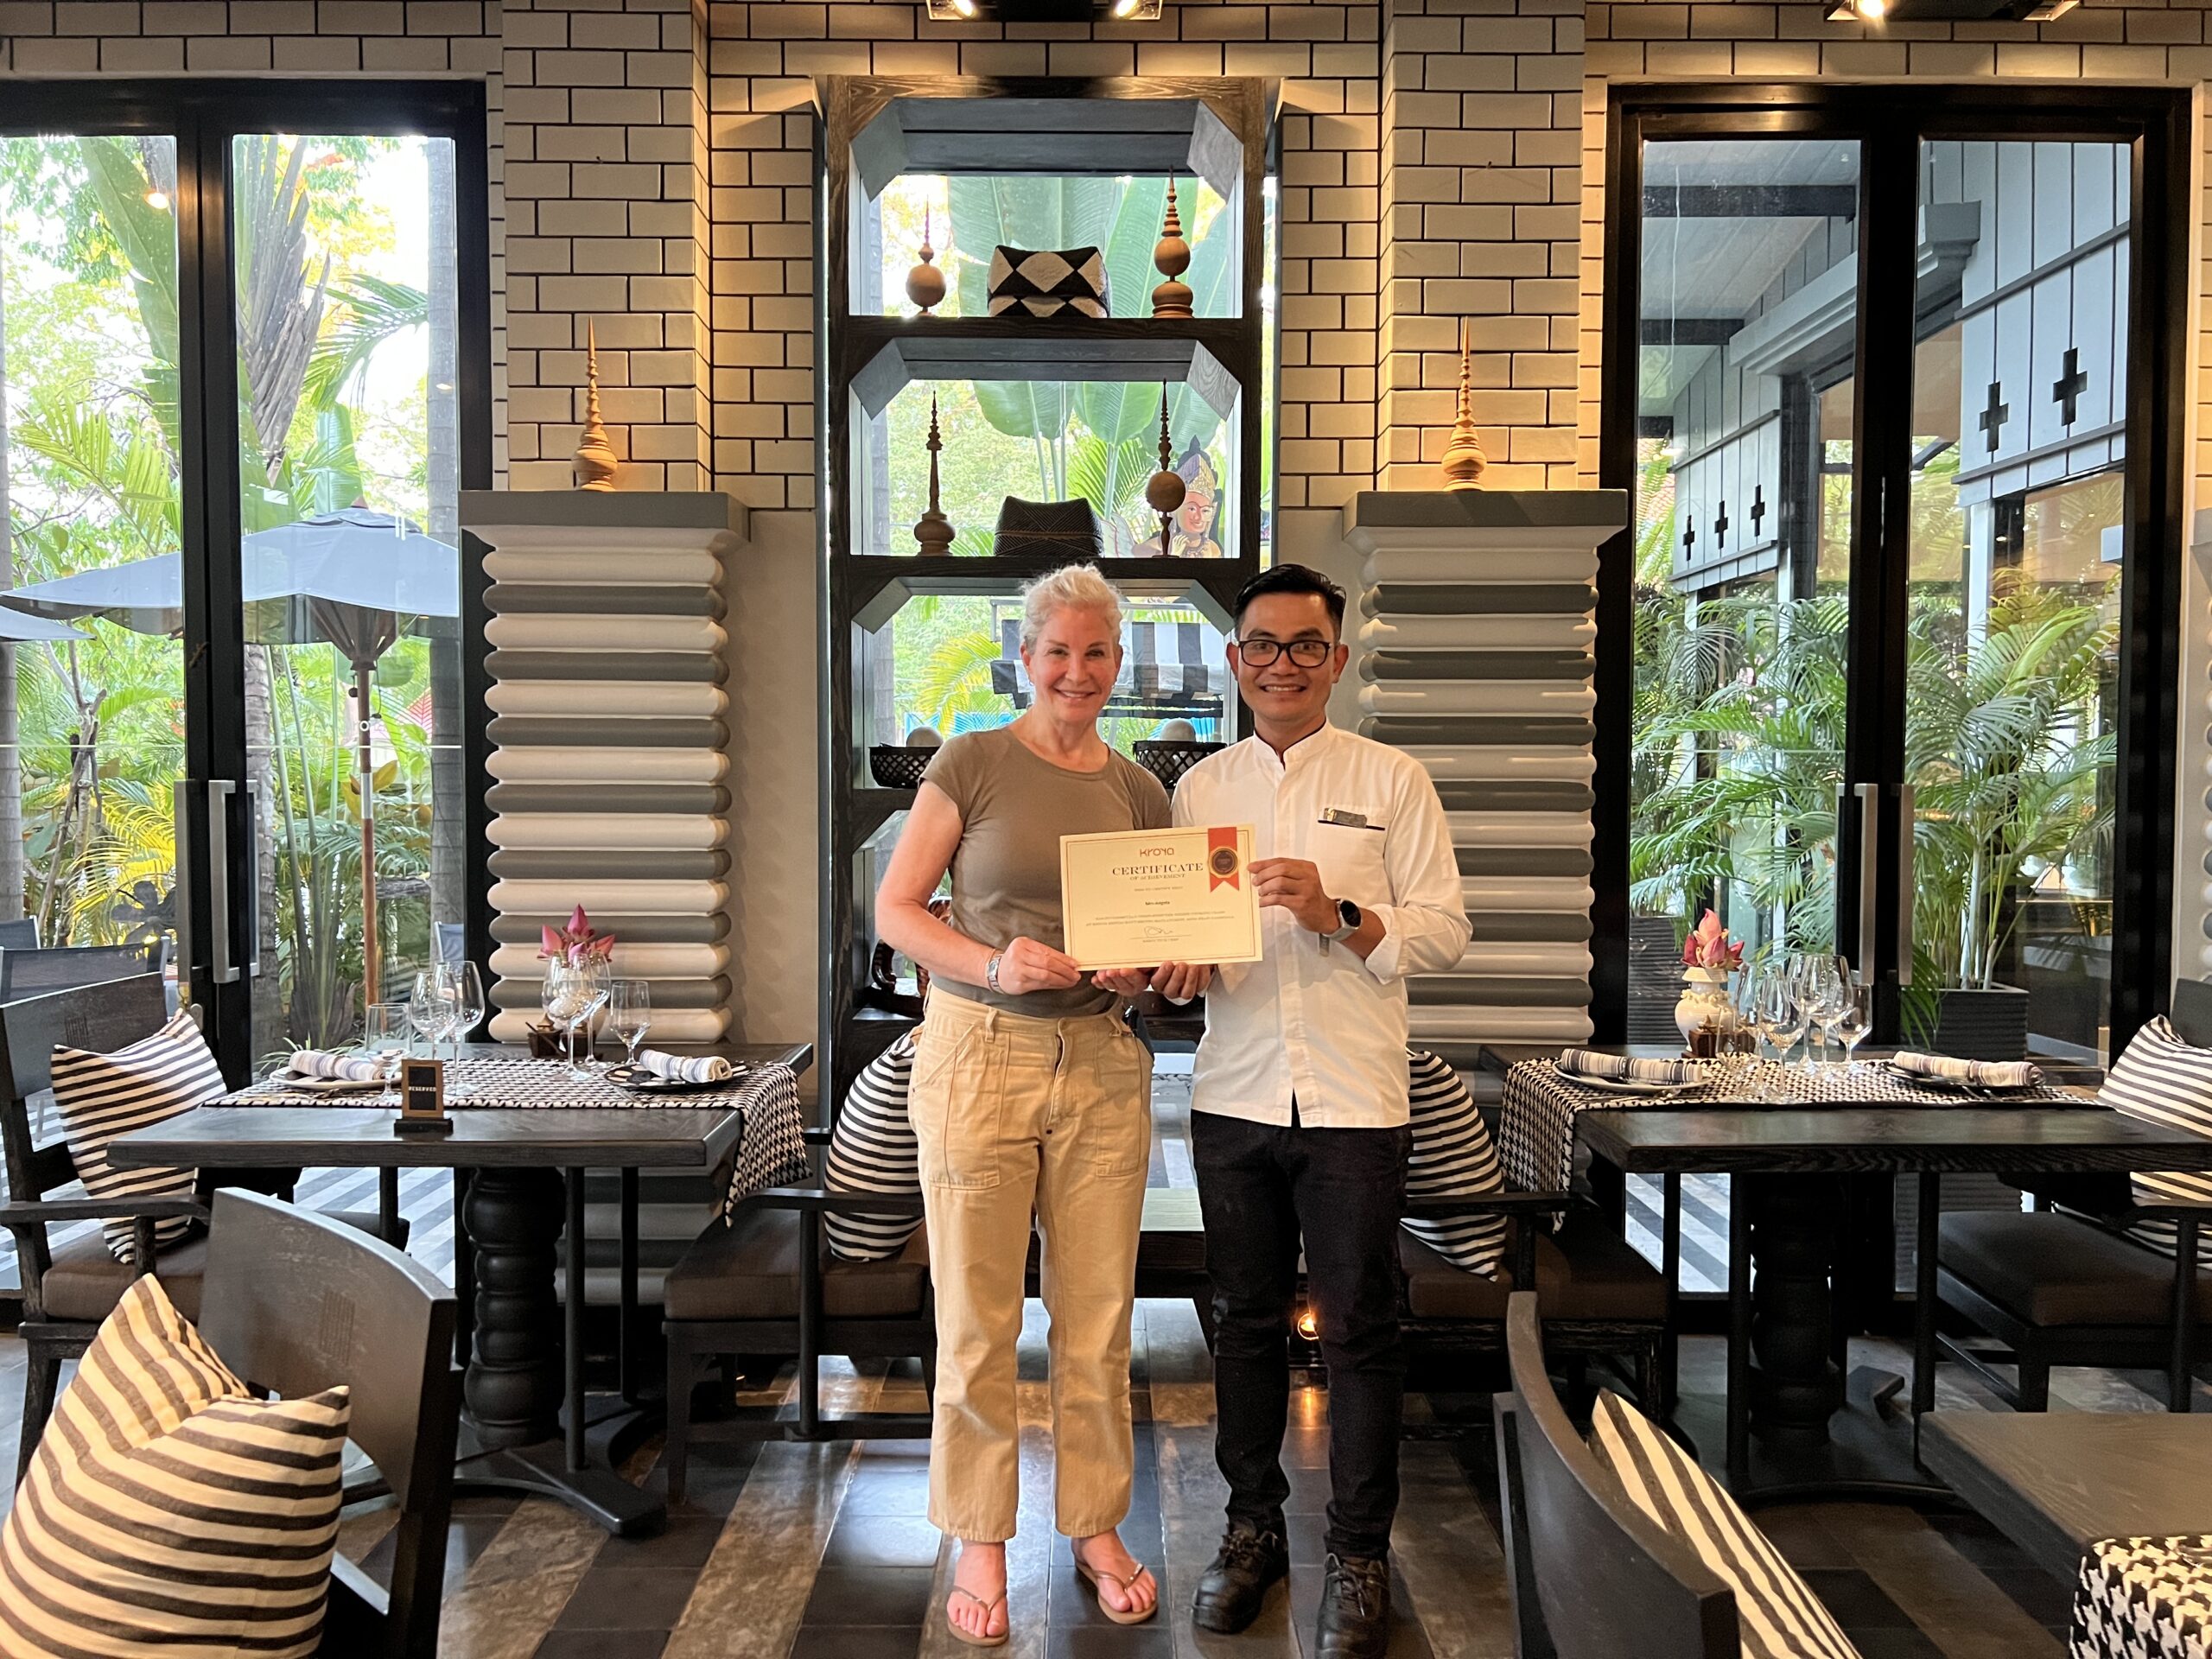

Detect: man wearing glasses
1154,564,1469,1657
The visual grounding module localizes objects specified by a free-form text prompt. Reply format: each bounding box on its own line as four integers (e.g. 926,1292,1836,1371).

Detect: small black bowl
1133,740,1224,789
868,746,935,789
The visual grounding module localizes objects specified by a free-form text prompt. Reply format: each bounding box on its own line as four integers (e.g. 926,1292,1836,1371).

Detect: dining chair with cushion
0,976,404,1481
0,939,162,1001
1497,1292,1861,1659
1934,979,2212,1412
659,1125,934,1504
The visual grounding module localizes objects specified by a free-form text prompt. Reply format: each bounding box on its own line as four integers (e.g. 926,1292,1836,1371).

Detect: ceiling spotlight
144,189,169,211
1825,0,1885,16
923,0,976,17
1111,0,1164,16
926,0,1160,16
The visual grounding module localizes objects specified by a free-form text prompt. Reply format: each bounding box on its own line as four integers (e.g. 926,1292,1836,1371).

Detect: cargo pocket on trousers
914,1026,1006,1191
1089,1024,1154,1177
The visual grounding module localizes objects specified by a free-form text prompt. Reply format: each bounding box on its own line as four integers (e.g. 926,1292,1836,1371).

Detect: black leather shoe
1316,1552,1391,1658
1191,1517,1288,1634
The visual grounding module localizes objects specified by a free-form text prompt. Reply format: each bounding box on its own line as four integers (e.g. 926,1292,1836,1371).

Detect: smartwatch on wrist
1325,899,1362,944
984,952,1007,995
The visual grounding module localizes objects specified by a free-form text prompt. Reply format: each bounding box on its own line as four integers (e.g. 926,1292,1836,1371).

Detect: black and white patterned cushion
1402,1048,1508,1275
987,245,1109,318
0,1273,350,1657
1587,1390,1861,1659
2097,1016,2212,1257
50,1009,226,1262
2071,1534,2212,1659
824,1033,922,1262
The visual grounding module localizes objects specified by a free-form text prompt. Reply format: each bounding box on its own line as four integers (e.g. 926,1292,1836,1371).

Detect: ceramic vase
1675,967,1737,1050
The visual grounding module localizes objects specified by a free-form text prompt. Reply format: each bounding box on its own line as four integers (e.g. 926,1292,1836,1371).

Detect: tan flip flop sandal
1074,1554,1159,1625
946,1585,1009,1649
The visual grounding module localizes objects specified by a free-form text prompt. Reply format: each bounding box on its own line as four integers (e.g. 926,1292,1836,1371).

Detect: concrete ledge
461,489,748,545
1341,489,1629,553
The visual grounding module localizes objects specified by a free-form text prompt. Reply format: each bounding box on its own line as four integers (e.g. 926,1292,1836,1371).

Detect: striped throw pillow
1402,1048,1509,1275
51,1009,226,1263
1587,1391,1860,1659
2098,1015,2212,1257
825,1033,922,1262
0,1273,350,1657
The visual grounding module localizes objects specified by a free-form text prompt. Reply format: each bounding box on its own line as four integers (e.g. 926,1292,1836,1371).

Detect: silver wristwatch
985,952,1006,994
1325,899,1362,944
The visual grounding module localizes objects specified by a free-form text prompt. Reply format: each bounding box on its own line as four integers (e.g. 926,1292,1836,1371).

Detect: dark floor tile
1045,1626,1174,1659
536,1633,669,1659
551,1566,701,1631
1051,1561,1175,1629
801,1565,937,1627
1923,1509,2033,1570
1282,1465,1332,1515
1286,1562,1433,1658
601,1516,725,1573
1977,1566,2079,1627
1801,1570,1919,1629
1840,1624,1947,1658
1050,1507,1163,1565
1285,1513,1328,1567
823,1514,946,1570
789,1631,921,1659
840,1468,933,1516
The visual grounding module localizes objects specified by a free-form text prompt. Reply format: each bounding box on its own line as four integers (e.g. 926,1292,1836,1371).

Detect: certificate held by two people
1058,824,1262,970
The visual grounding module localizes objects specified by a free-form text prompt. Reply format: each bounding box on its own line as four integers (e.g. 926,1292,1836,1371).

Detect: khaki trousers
909,990,1153,1541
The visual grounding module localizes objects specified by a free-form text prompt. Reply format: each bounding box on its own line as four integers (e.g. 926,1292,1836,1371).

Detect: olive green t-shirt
922,725,1172,1017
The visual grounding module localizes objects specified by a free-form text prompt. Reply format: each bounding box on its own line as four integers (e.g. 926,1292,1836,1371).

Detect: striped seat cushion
0,1273,350,1657
1402,1047,1508,1275
2098,1016,2212,1257
1587,1391,1860,1659
51,1010,226,1263
825,1033,922,1262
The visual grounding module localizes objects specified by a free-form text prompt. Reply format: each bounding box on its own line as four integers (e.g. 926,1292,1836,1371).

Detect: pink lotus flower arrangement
1681,909,1744,973
539,905,617,966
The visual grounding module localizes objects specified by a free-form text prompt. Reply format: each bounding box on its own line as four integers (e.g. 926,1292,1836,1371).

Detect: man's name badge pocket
1319,808,1382,830
396,1056,454,1136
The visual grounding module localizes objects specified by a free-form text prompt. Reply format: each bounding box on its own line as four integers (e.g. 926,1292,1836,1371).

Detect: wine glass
409,969,454,1065
1802,955,1851,1069
607,979,652,1072
1752,961,1808,1098
444,960,486,1097
1831,975,1872,1073
542,957,610,1080
360,1001,410,1086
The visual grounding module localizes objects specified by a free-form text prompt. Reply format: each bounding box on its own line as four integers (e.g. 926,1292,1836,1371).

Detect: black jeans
1191,1105,1410,1560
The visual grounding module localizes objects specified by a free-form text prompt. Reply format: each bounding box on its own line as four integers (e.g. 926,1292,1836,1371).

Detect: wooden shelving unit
817,74,1276,1103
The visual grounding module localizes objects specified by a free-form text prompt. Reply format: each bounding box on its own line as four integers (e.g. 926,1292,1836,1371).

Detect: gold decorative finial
906,203,946,315
1151,175,1192,320
1440,316,1486,491
913,396,954,556
574,319,620,492
1145,385,1185,555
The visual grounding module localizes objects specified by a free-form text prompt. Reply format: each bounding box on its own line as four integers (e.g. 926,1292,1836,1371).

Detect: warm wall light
1111,0,1164,16
1824,0,1885,16
923,0,977,17
1295,1306,1319,1340
926,0,1160,16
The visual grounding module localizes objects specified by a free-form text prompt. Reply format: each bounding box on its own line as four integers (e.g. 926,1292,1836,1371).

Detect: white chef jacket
1171,721,1471,1128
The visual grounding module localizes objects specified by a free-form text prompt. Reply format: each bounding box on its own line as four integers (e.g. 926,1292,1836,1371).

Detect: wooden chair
197,1188,460,1659
1494,1293,1737,1659
0,976,402,1479
659,1127,933,1504
1934,978,2212,1412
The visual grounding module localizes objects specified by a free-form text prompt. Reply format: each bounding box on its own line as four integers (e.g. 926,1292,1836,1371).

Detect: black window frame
0,79,495,1075
1594,83,2191,1059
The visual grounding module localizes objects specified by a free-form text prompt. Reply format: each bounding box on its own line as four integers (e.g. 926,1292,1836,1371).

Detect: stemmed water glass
541,957,610,1081
607,979,652,1072
1830,974,1872,1074
1802,955,1853,1068
444,960,486,1097
409,969,455,1065
360,1001,410,1087
1751,960,1808,1099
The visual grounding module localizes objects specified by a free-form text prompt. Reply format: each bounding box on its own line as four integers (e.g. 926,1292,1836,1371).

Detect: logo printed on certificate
1059,823,1263,971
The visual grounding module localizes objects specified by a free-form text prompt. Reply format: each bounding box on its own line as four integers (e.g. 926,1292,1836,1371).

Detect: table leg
620,1166,639,1405
1745,1173,1842,1442
566,1167,586,1474
453,1167,475,1370
461,1166,564,1449
1913,1171,1940,1428
1728,1185,1751,1482
1662,1173,1681,1415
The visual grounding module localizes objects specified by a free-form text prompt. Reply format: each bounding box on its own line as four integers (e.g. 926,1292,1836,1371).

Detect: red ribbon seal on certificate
1206,827,1243,891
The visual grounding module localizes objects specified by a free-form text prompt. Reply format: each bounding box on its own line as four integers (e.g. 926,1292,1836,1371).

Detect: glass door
1627,137,1861,1037
227,131,465,1069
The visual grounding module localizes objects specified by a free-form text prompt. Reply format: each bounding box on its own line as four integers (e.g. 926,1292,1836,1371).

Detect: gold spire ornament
1145,385,1185,555
1150,176,1193,320
573,320,620,492
913,396,954,556
906,205,946,315
1440,316,1487,491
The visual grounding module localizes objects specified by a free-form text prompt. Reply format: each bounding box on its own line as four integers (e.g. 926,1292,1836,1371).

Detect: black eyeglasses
1233,638,1334,668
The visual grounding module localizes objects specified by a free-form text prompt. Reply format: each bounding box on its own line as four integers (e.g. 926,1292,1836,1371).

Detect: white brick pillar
1343,488,1624,1063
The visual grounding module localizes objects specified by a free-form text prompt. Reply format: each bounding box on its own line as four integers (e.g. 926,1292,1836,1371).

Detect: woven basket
1133,740,1224,790
868,746,935,789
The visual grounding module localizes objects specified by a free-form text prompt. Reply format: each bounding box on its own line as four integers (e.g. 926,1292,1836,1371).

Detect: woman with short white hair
876,563,1168,1645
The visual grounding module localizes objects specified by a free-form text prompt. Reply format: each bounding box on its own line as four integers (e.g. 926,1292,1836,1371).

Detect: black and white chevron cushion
1403,1048,1508,1275
2097,1016,2212,1257
987,245,1109,318
50,1009,226,1262
0,1273,350,1657
1588,1390,1861,1659
825,1033,922,1262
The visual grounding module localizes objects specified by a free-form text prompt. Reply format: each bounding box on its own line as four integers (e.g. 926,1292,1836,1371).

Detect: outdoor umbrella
0,507,459,1001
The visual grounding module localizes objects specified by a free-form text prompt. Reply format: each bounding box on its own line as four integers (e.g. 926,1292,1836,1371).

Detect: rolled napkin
1891,1051,2043,1089
635,1049,734,1084
288,1048,388,1084
1555,1048,1699,1086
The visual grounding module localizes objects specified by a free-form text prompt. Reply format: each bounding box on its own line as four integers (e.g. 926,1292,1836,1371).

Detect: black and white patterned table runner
1497,1057,2079,1197
2073,1535,2212,1659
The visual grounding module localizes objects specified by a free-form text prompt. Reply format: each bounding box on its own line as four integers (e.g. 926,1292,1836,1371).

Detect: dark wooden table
1577,1104,2212,1503
108,1042,811,1536
1921,1410,2212,1580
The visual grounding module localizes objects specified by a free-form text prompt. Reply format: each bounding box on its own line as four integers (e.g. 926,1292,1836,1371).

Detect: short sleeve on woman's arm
919,734,984,821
